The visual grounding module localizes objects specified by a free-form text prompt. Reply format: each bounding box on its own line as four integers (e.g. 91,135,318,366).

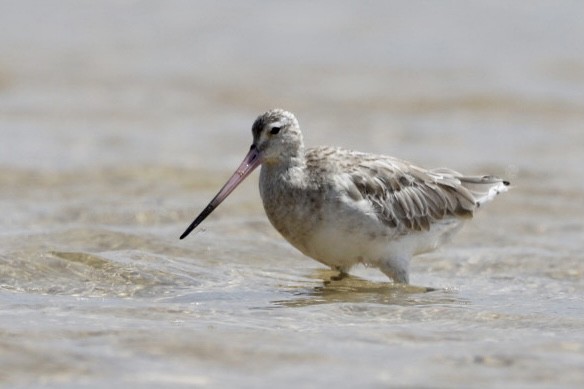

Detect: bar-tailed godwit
180,109,509,284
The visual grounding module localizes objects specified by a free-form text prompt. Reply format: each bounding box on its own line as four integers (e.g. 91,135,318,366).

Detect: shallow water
1,1,584,387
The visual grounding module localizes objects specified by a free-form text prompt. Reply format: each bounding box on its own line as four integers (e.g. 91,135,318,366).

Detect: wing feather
346,154,475,232
305,146,505,233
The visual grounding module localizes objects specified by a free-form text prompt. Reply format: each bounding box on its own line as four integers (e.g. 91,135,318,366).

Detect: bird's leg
379,257,410,284
330,266,349,281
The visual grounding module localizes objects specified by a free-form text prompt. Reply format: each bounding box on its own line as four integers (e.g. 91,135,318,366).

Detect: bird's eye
270,126,281,135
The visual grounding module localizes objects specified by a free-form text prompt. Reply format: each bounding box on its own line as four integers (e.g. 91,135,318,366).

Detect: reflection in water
272,269,468,308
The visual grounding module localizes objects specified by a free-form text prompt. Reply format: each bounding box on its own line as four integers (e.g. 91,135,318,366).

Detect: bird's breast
259,166,325,252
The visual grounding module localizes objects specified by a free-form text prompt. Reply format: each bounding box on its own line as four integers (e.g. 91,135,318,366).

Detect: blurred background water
1,1,583,387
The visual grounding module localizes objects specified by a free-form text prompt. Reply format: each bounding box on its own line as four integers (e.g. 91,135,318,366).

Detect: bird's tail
458,175,510,206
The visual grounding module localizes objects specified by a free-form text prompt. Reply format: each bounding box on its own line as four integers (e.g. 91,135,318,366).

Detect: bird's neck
259,149,308,192
262,145,306,171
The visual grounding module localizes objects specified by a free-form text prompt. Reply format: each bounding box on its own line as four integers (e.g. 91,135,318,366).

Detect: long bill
180,145,261,240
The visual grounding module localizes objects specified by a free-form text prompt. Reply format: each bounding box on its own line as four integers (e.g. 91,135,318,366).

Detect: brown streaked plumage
181,109,509,284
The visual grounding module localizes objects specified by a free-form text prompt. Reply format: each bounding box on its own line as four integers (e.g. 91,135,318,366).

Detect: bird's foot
330,271,349,281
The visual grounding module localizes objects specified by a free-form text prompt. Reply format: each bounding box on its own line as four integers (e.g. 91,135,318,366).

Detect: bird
180,109,509,284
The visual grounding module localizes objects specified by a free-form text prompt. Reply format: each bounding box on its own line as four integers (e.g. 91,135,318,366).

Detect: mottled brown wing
345,157,477,232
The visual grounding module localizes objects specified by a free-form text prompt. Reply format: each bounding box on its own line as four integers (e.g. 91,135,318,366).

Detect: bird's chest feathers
259,166,323,248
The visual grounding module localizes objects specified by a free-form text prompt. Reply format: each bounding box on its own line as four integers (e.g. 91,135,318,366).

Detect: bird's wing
348,157,478,231
307,148,478,232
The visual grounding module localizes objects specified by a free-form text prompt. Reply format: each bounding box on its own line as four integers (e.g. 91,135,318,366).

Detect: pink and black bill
180,145,261,239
